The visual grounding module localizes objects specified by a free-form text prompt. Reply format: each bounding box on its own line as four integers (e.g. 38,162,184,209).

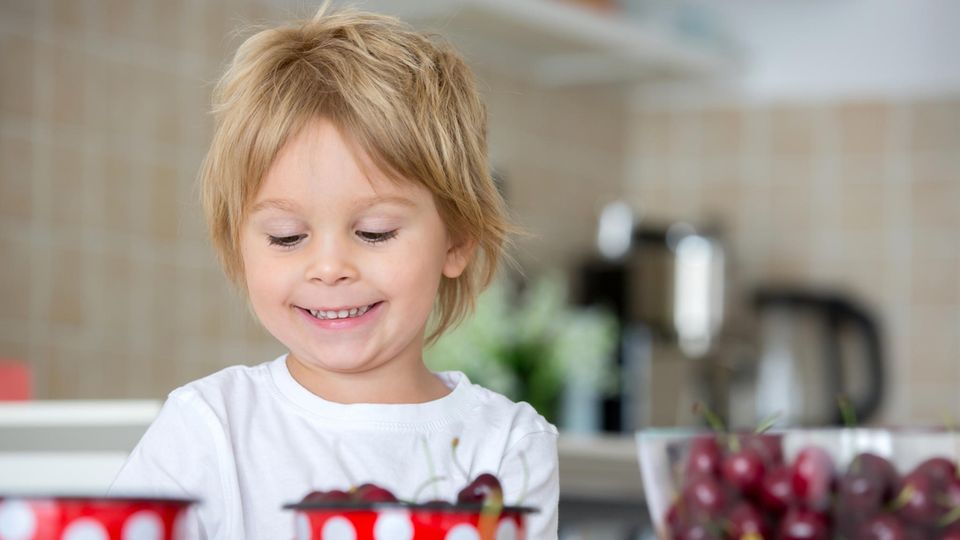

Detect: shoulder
439,371,558,440
167,358,278,414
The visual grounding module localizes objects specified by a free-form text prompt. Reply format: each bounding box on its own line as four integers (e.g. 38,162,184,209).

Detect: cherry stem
420,436,439,500
450,437,471,483
754,412,781,434
693,401,735,451
518,450,529,505
411,475,447,502
478,491,504,540
837,394,857,427
888,484,915,512
940,505,960,527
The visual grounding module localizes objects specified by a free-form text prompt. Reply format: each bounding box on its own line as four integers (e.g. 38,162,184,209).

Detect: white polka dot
122,510,163,540
445,524,480,540
295,513,312,540
321,516,356,540
0,500,37,540
62,518,109,540
495,519,518,540
373,510,413,540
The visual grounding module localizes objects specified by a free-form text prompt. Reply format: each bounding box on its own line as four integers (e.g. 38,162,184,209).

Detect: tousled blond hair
200,5,514,342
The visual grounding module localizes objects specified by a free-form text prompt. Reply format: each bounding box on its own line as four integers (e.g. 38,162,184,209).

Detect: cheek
241,248,291,308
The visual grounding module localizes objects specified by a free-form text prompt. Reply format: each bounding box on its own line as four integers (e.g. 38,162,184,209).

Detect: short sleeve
497,430,559,540
108,390,234,539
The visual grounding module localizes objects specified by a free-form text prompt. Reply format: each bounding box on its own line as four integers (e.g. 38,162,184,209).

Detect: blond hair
200,5,514,342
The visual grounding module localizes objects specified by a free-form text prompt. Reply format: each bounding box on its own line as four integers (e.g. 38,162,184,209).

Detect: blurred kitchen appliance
580,202,728,430
726,288,885,427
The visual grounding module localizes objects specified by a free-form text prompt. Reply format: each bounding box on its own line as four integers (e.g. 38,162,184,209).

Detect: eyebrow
249,199,302,214
248,195,417,215
353,195,418,210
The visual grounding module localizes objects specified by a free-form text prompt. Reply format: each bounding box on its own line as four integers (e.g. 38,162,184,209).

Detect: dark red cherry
838,469,885,514
854,453,900,496
722,446,766,495
665,501,686,531
778,508,830,540
792,446,836,510
686,436,723,478
759,465,793,514
740,432,785,466
456,473,503,504
856,513,908,540
681,475,726,519
915,457,957,486
855,514,908,540
302,489,351,503
941,524,960,540
727,501,769,539
353,483,398,502
944,475,960,509
673,522,722,540
896,471,943,525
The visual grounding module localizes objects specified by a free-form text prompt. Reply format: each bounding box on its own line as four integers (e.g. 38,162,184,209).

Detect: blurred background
1,0,958,536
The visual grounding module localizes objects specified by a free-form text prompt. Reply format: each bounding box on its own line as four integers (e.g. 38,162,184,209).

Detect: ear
442,236,477,279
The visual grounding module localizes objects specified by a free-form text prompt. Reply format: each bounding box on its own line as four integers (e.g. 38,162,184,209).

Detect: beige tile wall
1,1,956,425
0,0,281,398
0,1,626,399
626,97,960,424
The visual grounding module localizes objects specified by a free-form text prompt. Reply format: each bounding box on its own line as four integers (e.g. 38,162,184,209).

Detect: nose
305,234,358,285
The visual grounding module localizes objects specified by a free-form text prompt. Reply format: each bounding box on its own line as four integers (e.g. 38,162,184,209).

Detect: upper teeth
309,304,372,320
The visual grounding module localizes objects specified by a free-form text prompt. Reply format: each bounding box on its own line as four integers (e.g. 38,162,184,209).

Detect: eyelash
267,234,306,248
356,230,398,244
266,230,398,248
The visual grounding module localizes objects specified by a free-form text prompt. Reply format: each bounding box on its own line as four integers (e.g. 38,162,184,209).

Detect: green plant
425,273,618,424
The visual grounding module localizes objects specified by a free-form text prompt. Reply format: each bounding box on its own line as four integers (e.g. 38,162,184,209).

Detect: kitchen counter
0,400,645,502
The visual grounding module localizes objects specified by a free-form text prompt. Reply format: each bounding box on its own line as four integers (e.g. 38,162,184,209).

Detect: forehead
253,117,430,207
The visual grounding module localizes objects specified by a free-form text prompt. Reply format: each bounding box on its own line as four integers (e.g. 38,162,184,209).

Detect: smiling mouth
304,302,379,320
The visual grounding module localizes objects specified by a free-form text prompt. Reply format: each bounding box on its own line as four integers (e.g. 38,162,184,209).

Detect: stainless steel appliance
580,203,729,429
726,288,886,427
578,203,886,431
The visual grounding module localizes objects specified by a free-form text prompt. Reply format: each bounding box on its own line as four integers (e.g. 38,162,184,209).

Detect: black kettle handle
828,298,885,425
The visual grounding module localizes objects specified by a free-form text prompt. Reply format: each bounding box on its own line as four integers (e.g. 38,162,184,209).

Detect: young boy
108,4,559,539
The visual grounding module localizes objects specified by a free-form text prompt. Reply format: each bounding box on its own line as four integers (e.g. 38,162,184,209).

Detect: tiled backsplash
0,1,284,398
625,99,960,424
1,2,957,424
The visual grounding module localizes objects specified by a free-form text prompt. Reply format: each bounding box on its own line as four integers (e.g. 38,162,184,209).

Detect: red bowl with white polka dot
0,496,194,540
284,502,534,540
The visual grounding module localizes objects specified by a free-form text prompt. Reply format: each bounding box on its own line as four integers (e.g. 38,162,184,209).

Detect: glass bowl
637,428,960,540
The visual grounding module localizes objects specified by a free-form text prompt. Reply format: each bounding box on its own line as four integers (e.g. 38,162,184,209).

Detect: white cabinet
358,0,736,86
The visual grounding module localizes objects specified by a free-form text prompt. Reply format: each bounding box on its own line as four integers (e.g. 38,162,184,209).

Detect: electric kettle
727,288,885,427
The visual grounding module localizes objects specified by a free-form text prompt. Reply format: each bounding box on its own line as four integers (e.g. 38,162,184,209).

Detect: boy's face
239,118,470,387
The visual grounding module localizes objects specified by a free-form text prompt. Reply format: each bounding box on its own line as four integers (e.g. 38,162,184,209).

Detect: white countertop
0,400,644,500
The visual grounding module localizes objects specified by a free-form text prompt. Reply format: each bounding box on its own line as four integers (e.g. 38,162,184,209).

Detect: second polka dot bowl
286,502,534,540
0,496,195,540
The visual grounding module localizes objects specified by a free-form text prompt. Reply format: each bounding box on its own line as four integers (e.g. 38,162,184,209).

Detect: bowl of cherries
284,473,535,540
637,427,960,539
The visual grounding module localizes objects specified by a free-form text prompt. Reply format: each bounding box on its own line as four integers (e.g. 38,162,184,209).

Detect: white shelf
359,0,735,86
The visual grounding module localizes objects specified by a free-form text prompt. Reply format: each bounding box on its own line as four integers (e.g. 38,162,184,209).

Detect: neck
285,354,451,404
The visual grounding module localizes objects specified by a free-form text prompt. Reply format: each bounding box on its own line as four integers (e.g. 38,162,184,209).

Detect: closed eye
267,234,306,248
356,230,398,244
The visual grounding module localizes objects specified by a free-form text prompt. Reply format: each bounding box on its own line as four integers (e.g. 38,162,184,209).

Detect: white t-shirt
109,356,559,539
